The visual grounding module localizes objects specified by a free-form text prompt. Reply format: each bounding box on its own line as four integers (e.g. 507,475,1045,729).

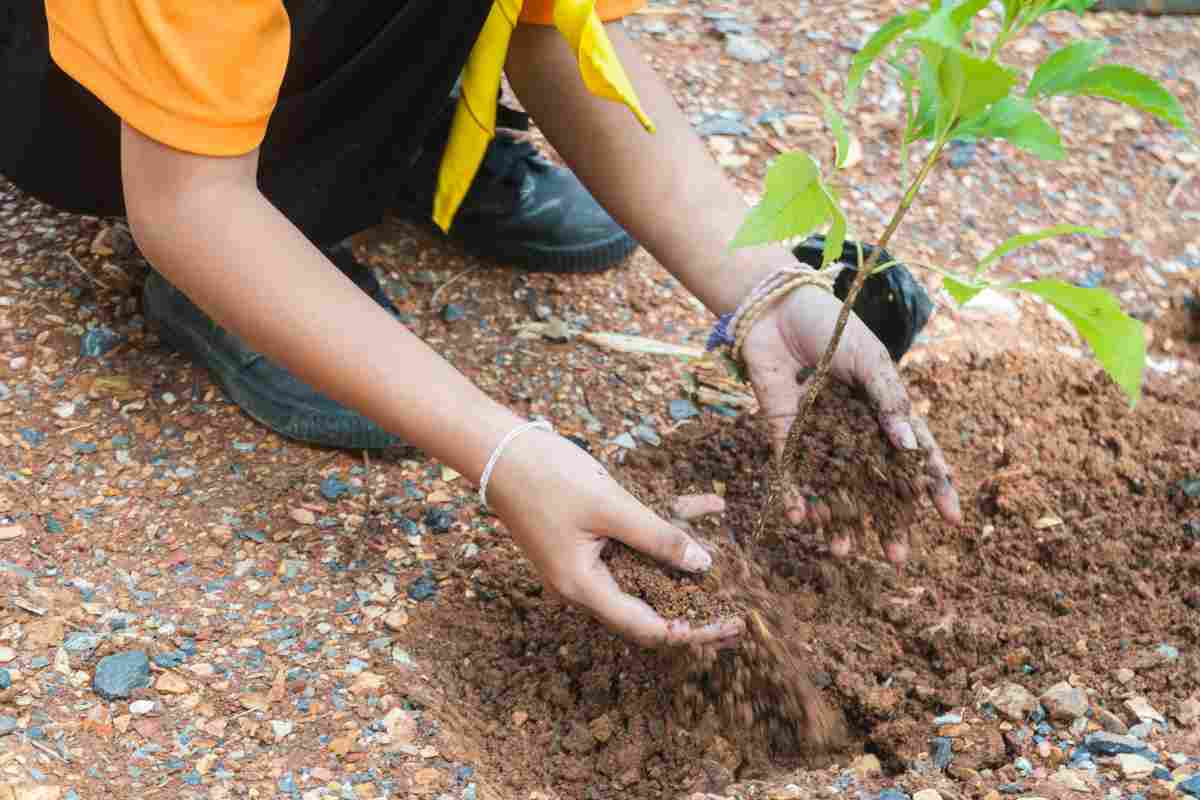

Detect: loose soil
397,348,1199,800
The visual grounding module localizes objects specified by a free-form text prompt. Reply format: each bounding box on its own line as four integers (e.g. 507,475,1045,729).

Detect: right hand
485,428,743,648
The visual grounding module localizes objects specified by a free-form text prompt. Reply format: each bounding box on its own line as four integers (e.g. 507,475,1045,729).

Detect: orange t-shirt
44,0,646,159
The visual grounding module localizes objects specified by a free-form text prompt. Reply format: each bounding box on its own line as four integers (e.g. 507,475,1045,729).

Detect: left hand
739,285,963,564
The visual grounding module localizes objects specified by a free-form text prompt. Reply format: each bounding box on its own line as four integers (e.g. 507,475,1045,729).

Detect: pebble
1114,668,1136,685
441,303,466,323
1095,706,1129,734
1085,732,1149,757
1041,681,1090,722
932,712,962,726
913,792,942,800
1125,696,1166,724
0,647,15,664
271,720,294,740
949,139,977,169
290,508,316,526
962,288,1021,321
0,669,10,690
878,790,909,800
668,399,700,421
1051,768,1091,792
407,575,437,602
1117,753,1156,779
129,700,155,716
320,475,350,501
0,717,17,736
611,432,637,449
725,35,772,64
930,737,953,770
1177,697,1200,727
1180,776,1200,798
1130,721,1155,739
990,683,1039,722
633,424,661,446
80,326,123,358
1014,757,1033,776
92,651,151,700
424,508,454,534
696,115,754,138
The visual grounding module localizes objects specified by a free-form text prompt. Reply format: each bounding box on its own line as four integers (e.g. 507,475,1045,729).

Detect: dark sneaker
792,235,934,363
142,242,400,450
394,105,637,273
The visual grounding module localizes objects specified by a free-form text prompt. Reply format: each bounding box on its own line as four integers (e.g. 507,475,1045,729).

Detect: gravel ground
0,2,1198,799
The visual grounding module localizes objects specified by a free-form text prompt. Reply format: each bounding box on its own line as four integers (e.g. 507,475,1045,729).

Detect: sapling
729,0,1192,537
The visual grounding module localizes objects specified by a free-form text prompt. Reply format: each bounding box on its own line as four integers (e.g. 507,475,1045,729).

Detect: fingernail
898,424,918,450
683,541,712,573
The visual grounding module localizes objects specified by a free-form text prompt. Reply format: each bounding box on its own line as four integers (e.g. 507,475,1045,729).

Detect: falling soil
398,348,1200,800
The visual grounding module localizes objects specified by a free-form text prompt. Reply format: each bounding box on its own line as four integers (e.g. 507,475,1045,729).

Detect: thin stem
752,134,949,541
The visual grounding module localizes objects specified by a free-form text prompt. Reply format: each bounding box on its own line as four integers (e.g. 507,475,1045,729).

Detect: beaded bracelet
706,266,837,367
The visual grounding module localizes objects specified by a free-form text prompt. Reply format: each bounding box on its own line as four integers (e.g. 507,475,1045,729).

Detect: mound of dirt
397,349,1199,799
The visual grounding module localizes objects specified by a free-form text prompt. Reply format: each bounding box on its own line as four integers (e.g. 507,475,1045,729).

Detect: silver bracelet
478,420,554,508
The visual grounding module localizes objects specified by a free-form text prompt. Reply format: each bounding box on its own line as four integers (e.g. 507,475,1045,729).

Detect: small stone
932,712,963,726
1129,720,1154,739
383,610,409,632
424,508,454,534
991,683,1039,722
668,399,700,421
913,792,943,800
632,424,661,447
0,716,17,736
948,139,976,169
1114,667,1136,685
407,575,437,602
725,35,772,64
320,475,350,501
1124,696,1165,724
1179,776,1200,799
129,700,155,716
930,737,953,770
92,651,151,700
156,672,189,694
878,790,909,800
440,303,466,323
80,326,124,358
0,647,16,663
1084,731,1149,757
271,720,294,740
611,432,637,449
0,669,10,690
349,671,385,696
1116,753,1156,779
962,288,1020,321
1050,767,1091,792
290,508,316,526
1041,682,1089,722
589,714,614,744
850,753,882,779
1095,706,1129,734
1175,696,1200,727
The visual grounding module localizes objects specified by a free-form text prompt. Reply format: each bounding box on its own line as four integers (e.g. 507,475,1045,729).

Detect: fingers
570,565,742,649
671,494,725,521
599,491,712,573
912,416,962,524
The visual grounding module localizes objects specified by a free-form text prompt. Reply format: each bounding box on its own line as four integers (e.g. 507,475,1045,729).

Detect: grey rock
407,575,437,602
1179,775,1200,798
1084,731,1152,757
1095,706,1129,734
991,683,1039,722
80,326,124,358
64,631,103,656
668,399,700,421
441,303,467,323
929,736,953,770
696,115,754,138
725,35,772,64
93,651,151,700
948,139,976,169
633,424,661,447
0,717,17,736
611,432,638,449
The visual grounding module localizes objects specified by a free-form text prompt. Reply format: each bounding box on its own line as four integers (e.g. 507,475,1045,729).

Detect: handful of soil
611,379,931,765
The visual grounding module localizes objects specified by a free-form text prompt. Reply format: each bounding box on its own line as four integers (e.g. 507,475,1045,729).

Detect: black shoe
143,242,400,450
394,104,637,273
791,235,934,363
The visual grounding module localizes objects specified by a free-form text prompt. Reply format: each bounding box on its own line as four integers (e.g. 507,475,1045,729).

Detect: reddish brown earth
393,348,1200,799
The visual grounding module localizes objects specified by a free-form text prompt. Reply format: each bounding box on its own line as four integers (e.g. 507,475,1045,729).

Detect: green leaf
1066,65,1191,130
816,91,851,169
910,41,1019,140
1027,40,1108,98
1010,279,1145,405
973,224,1106,278
846,12,926,107
730,153,839,249
820,184,847,266
1043,0,1098,15
907,0,991,50
943,274,985,305
954,97,1066,160
1001,0,1022,26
